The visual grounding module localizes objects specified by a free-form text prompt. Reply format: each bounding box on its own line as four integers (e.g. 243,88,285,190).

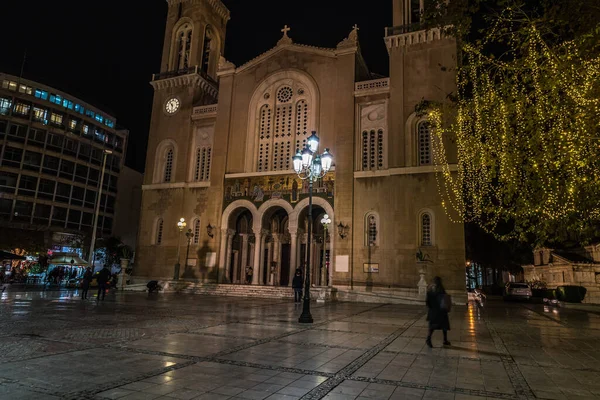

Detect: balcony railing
152,65,217,87
385,23,423,37
354,78,390,96
192,104,218,120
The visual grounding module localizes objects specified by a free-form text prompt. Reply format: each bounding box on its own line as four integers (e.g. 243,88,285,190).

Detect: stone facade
523,245,600,303
135,0,466,295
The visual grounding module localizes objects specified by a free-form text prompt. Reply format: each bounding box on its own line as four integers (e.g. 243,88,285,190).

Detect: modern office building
0,72,130,254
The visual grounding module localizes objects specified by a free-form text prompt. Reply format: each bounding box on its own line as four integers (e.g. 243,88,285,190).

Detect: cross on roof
281,25,291,35
352,24,359,31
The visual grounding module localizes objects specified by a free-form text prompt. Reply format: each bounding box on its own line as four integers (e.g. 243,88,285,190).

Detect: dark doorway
229,251,236,284
263,248,269,285
280,244,291,286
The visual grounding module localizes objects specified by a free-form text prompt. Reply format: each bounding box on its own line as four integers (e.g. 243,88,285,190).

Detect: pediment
235,42,351,74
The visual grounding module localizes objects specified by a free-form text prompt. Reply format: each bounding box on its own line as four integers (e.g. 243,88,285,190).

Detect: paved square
1,290,600,399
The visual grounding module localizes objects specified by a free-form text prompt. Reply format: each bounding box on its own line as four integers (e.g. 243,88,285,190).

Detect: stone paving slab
2,289,600,399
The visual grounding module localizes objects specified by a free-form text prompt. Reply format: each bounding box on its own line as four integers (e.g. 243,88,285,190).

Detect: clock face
165,97,180,114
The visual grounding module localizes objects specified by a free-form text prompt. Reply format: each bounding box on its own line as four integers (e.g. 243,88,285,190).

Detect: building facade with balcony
136,0,466,300
0,73,129,254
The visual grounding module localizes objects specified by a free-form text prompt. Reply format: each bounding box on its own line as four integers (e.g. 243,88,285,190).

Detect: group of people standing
79,265,113,302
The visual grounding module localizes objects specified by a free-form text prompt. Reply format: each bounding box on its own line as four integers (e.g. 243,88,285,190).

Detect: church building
135,0,466,299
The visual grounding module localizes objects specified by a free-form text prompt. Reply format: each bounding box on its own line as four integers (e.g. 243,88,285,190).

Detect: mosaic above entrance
223,172,334,209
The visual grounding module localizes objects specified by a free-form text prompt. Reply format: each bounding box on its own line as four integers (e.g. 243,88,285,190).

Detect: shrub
556,285,587,303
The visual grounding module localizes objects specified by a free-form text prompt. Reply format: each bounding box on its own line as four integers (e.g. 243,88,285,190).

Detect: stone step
124,279,454,305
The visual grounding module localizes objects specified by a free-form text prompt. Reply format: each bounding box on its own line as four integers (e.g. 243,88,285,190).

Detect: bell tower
160,0,229,81
386,0,456,168
144,0,230,187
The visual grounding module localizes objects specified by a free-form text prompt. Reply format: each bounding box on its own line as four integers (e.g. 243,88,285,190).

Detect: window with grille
295,100,309,153
201,28,212,74
418,121,431,166
362,129,385,171
193,219,200,244
256,85,307,172
175,24,193,71
367,214,378,247
194,147,211,181
164,148,174,182
421,213,432,246
156,219,164,245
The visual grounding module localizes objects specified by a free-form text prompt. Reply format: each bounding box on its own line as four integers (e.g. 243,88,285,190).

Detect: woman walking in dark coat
425,276,451,347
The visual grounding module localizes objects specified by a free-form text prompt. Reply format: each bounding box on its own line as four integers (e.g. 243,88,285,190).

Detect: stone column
288,230,298,286
252,230,262,285
240,234,249,284
224,229,235,283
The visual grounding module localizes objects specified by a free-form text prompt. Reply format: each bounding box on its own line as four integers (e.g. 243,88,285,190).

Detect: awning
0,250,26,261
49,253,88,266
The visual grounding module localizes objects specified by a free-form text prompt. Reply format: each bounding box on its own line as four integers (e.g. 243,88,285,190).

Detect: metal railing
385,23,423,37
152,65,217,87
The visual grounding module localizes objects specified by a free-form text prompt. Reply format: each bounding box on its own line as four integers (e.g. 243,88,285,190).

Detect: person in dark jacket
292,268,303,303
81,267,93,300
425,276,451,347
96,265,111,302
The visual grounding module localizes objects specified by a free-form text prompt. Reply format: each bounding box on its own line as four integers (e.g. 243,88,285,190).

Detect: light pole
174,218,186,280
185,228,194,271
88,149,113,270
292,131,333,323
320,213,331,286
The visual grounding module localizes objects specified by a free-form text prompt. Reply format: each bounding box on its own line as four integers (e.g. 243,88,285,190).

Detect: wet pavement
1,289,600,399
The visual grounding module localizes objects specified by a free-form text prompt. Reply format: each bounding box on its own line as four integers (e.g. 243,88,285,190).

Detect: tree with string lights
421,0,600,246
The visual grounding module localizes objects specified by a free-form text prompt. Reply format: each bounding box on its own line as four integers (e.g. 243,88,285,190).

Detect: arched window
164,148,174,183
361,129,385,171
365,212,379,247
201,27,213,74
193,219,201,244
194,147,212,181
420,212,432,246
174,23,193,71
418,121,431,166
153,139,178,184
156,218,164,245
255,82,312,172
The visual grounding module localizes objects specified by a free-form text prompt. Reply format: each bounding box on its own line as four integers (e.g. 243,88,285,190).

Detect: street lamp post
88,149,113,269
292,131,333,324
185,229,194,271
320,214,331,286
174,218,186,280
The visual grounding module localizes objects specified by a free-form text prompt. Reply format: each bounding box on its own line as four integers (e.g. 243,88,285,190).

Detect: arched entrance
230,209,253,284
219,198,334,287
260,205,293,286
293,197,335,287
219,200,259,284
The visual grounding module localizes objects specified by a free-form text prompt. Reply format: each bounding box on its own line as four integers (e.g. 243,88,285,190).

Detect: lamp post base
298,298,313,323
173,263,180,281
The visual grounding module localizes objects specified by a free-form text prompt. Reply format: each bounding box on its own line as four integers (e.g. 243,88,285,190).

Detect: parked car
503,282,532,301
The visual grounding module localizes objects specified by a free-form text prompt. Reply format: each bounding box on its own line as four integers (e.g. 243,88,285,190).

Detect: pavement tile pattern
1,289,600,399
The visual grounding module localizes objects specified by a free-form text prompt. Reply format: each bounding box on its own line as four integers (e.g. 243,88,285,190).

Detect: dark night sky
0,1,392,173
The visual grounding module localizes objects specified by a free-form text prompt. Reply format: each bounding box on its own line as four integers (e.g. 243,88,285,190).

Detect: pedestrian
425,276,451,348
81,267,93,300
246,266,253,284
96,265,111,302
292,268,303,303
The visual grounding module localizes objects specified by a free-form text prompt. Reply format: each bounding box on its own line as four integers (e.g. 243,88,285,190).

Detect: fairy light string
428,10,600,241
